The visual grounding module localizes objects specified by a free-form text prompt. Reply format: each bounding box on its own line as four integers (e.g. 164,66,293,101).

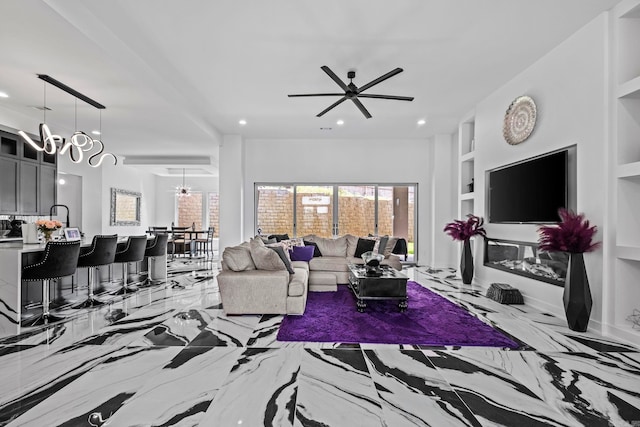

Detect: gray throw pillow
222,242,256,272
267,245,295,274
249,237,287,271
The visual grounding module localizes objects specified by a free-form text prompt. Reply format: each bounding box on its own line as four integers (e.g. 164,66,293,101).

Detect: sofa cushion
313,235,348,257
309,256,349,272
288,266,308,297
222,242,256,272
266,244,295,274
290,260,310,272
290,245,315,262
249,238,287,271
303,240,322,257
354,238,376,258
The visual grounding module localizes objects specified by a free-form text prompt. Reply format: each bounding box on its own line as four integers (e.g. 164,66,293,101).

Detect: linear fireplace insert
483,237,568,287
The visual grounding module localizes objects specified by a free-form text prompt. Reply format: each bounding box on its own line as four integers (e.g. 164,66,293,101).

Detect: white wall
472,15,608,322
239,137,451,265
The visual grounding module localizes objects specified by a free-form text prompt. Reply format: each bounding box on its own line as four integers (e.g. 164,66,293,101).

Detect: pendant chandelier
176,168,191,197
18,75,117,168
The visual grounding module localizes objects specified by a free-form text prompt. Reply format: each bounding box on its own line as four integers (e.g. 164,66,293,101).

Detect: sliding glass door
337,185,376,237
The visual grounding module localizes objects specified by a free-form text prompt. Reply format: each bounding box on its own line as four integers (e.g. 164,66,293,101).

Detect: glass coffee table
347,264,409,312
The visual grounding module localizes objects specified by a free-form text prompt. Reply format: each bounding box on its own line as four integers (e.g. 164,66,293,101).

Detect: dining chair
170,226,190,258
195,226,214,258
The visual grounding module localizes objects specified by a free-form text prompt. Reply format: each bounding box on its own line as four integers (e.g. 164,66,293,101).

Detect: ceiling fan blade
288,93,345,97
321,66,350,92
358,94,414,101
357,68,403,94
317,96,347,117
351,98,372,119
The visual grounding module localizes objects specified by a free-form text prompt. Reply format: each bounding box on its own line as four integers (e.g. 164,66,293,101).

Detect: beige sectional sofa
217,234,403,315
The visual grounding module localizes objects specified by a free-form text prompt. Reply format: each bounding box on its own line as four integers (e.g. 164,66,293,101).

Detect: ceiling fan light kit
288,66,414,119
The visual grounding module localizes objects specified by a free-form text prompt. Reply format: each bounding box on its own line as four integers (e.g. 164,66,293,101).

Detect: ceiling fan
288,66,414,119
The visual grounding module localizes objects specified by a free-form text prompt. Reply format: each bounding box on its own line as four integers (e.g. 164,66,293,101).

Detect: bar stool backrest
77,235,118,268
22,241,81,281
145,233,168,257
115,235,148,263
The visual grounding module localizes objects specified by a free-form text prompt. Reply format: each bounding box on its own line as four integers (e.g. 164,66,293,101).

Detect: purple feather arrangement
444,215,487,241
538,208,600,253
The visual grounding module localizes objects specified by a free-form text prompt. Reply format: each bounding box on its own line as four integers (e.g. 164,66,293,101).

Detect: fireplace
483,237,567,287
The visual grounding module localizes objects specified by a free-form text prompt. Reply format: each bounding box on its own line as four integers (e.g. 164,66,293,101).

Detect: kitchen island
0,238,166,338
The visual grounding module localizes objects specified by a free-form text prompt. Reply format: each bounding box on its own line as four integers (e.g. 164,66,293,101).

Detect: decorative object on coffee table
503,95,537,145
486,283,524,305
361,251,384,277
444,214,486,284
538,208,601,332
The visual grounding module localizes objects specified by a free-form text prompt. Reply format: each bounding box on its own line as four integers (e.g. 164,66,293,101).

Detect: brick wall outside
176,192,220,238
256,187,414,242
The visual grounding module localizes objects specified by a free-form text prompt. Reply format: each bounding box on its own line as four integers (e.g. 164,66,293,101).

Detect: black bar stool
22,240,81,326
143,233,168,285
112,235,148,295
74,234,118,308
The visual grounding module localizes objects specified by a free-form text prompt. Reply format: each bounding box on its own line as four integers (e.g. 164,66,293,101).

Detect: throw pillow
289,245,314,262
354,238,376,258
383,236,399,257
222,242,256,272
257,235,277,245
377,235,389,256
268,234,290,242
268,245,295,273
303,240,322,257
279,237,304,251
314,235,348,257
249,237,287,271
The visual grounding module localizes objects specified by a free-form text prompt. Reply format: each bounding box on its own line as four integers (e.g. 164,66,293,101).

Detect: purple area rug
277,281,520,347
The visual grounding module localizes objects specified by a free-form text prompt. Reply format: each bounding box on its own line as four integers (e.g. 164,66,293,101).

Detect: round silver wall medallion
503,95,537,145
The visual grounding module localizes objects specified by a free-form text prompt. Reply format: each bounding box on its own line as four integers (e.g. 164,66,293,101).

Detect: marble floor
0,262,639,426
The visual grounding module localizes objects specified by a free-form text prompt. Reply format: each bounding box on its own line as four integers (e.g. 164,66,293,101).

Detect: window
176,191,219,236
255,183,417,261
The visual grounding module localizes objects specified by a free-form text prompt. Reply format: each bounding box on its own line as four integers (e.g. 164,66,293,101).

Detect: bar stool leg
23,279,65,326
73,267,106,308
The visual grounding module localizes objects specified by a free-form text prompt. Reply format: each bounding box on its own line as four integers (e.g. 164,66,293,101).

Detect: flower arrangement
538,208,600,253
444,214,487,241
36,219,63,241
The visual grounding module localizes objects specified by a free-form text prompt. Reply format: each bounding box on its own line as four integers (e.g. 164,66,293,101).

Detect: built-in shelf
617,75,640,98
617,245,640,261
460,152,475,163
460,192,474,201
617,161,640,178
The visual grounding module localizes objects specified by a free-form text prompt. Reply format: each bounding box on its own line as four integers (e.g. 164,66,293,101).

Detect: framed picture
63,227,81,242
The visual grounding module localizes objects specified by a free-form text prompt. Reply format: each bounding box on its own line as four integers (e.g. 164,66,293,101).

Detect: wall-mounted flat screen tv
488,150,568,223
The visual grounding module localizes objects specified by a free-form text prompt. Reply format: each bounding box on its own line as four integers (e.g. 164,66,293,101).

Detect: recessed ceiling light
92,130,101,135
238,119,247,125
58,178,66,185
320,127,332,131
336,119,344,126
0,92,8,98
417,119,426,126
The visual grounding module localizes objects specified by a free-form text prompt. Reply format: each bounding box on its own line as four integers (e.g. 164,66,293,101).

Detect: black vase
563,253,592,332
460,239,473,284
